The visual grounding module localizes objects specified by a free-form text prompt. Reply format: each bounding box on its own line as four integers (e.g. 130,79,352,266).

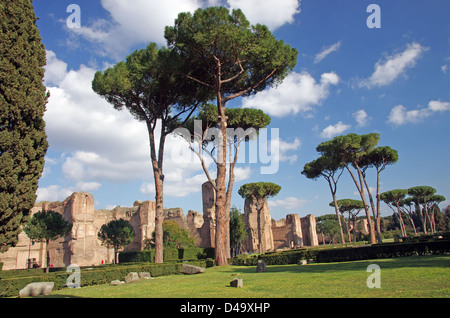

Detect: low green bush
231,249,319,266
232,240,450,266
119,247,215,263
0,260,208,298
316,240,450,263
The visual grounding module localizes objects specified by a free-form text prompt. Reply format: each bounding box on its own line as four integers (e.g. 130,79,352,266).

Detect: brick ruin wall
0,183,319,270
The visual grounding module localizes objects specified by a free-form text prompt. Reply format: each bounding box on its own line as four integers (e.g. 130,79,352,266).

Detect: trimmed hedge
119,247,215,263
315,240,450,263
231,249,318,266
231,240,450,266
0,260,209,298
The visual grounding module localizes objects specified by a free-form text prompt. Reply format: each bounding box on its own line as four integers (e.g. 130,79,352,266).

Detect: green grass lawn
47,255,449,298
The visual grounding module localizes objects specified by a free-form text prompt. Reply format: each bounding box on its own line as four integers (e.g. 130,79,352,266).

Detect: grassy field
46,255,449,298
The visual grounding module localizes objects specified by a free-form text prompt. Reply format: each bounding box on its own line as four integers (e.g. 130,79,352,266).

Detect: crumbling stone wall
301,214,319,247
0,186,320,270
198,181,216,248
272,214,303,250
242,197,274,253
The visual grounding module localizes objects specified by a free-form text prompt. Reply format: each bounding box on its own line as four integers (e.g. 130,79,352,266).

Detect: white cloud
227,0,301,31
353,187,376,198
314,41,341,64
37,182,101,202
270,137,302,164
320,121,351,139
241,71,339,117
360,42,428,88
353,109,371,127
428,100,450,112
37,185,76,202
40,51,213,202
388,100,450,125
44,50,68,86
76,182,102,192
233,166,252,182
45,65,150,163
62,151,151,183
441,65,448,74
269,197,309,211
141,172,207,198
66,0,301,59
67,0,202,58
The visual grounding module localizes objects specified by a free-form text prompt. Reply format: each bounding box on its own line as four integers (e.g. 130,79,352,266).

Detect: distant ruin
202,181,318,254
0,182,318,270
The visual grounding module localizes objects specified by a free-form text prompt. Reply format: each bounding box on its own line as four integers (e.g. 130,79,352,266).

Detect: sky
33,0,450,221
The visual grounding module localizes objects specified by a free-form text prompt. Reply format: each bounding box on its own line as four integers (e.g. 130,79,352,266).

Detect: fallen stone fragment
19,282,54,298
110,280,125,286
139,272,153,279
182,264,205,275
230,278,243,288
125,272,140,283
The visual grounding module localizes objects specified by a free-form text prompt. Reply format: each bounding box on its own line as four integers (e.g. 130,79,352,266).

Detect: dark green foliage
362,146,399,169
23,210,72,272
119,247,215,263
165,7,298,102
23,210,72,243
150,220,196,249
408,186,437,202
98,219,135,263
165,6,297,266
238,182,281,200
0,0,49,252
0,260,210,297
92,42,211,264
92,43,209,125
232,240,450,266
330,199,365,211
316,214,343,243
230,207,247,257
185,103,271,132
314,240,450,263
380,189,409,204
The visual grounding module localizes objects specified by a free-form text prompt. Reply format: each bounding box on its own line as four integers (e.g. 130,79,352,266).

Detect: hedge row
119,247,215,263
231,240,450,266
315,240,450,263
0,260,209,298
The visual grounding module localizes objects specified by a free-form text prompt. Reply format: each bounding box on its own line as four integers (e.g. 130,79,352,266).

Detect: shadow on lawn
224,255,450,274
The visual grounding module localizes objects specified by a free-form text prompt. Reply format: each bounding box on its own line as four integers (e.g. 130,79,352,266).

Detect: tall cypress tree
0,0,48,252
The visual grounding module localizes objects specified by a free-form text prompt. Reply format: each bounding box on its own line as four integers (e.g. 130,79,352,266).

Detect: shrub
119,247,215,263
315,240,450,263
232,240,450,266
0,260,208,298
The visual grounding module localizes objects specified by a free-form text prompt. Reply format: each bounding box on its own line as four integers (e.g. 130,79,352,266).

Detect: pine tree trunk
154,177,164,263
45,239,50,273
214,95,228,266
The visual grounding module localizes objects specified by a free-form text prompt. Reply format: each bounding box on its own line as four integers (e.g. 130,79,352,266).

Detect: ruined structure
198,181,216,248
0,183,319,270
0,193,158,270
272,214,303,249
242,197,274,253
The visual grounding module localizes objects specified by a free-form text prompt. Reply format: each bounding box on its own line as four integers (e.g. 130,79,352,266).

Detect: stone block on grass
19,282,54,298
230,278,243,288
182,264,205,275
125,272,140,283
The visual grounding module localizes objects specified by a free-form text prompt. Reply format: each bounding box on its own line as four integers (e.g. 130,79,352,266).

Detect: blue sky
33,0,450,221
